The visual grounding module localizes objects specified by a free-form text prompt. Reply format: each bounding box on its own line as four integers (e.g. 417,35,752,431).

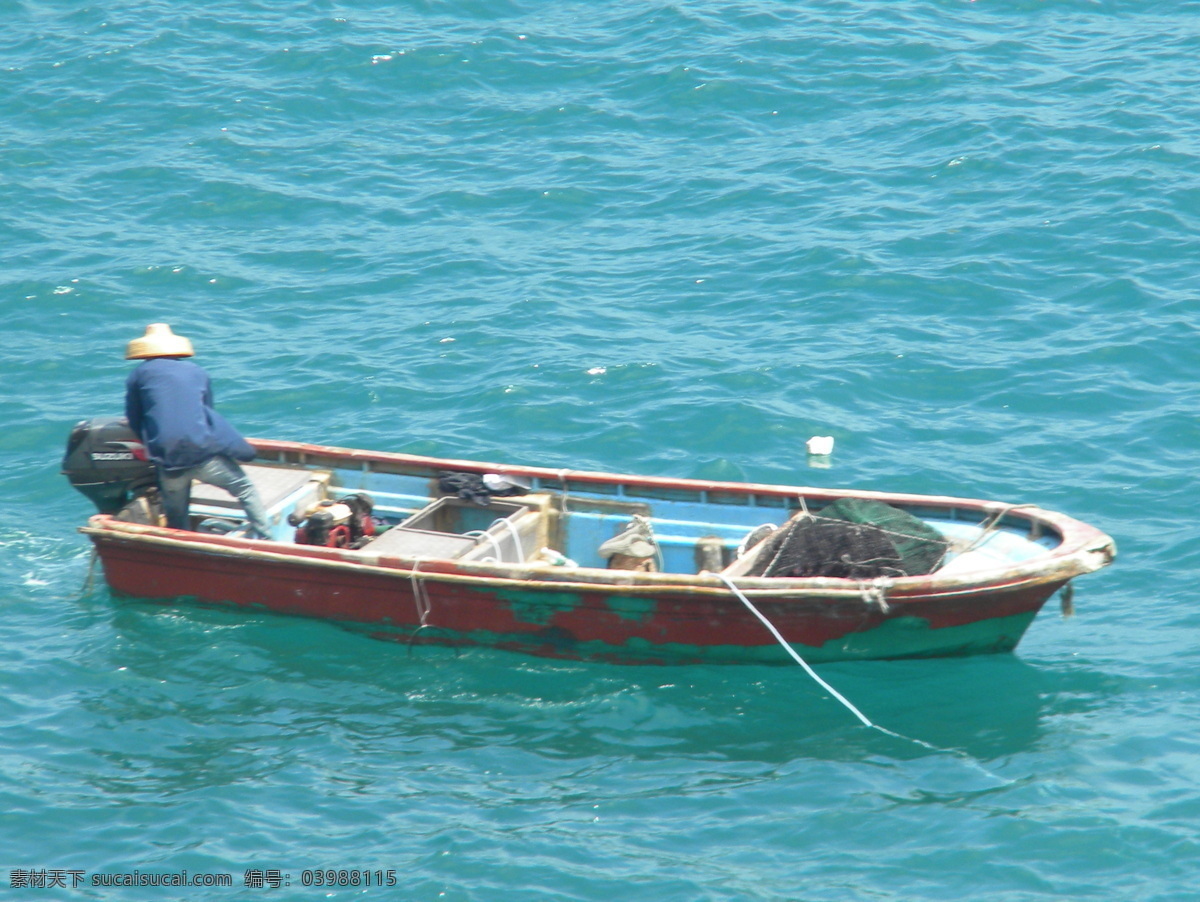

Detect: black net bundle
747,499,949,580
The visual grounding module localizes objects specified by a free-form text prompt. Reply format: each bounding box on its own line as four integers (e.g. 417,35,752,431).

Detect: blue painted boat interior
194,459,1062,576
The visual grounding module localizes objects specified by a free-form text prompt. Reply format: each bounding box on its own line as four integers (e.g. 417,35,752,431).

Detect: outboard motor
62,417,156,514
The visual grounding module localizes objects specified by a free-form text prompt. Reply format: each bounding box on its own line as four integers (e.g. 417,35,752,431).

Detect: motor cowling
62,417,156,514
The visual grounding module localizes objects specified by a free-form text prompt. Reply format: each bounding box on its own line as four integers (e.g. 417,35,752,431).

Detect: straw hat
125,323,195,360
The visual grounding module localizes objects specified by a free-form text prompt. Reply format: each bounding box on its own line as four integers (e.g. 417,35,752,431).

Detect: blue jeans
158,456,272,539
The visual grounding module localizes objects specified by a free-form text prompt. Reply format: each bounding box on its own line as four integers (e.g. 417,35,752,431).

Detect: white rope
636,514,666,573
492,517,525,563
858,576,893,613
717,573,873,728
410,558,432,626
464,530,506,562
960,504,1038,555
716,572,999,763
557,468,571,515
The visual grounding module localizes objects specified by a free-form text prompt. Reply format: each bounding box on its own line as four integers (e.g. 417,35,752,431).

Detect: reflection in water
90,596,1115,776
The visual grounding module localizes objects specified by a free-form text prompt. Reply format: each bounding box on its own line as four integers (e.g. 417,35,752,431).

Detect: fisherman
124,323,272,539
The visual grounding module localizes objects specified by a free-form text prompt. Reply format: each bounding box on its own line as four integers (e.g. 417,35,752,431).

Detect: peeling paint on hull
350,610,1040,665
94,533,1056,665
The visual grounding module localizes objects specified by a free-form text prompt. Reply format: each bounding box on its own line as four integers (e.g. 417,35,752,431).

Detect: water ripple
4,0,1200,898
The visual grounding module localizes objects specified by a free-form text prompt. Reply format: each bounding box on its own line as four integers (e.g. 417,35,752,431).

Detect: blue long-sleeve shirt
125,357,256,472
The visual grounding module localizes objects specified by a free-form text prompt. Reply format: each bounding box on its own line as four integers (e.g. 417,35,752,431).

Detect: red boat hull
92,527,1064,665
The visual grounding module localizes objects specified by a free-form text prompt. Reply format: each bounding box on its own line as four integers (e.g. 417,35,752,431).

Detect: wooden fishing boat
65,420,1116,665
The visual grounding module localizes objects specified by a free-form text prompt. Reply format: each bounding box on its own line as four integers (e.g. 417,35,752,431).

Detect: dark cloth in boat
437,471,528,506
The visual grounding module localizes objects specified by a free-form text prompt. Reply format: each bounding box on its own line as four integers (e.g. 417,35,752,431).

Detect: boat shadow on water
93,592,1104,770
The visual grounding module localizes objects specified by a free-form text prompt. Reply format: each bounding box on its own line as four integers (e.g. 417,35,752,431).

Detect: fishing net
818,498,949,576
748,499,949,580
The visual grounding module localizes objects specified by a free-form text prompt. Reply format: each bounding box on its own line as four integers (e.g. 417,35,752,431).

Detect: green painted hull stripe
354,611,1040,665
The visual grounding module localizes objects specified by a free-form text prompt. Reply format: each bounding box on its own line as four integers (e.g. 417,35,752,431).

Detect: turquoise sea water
3,1,1199,898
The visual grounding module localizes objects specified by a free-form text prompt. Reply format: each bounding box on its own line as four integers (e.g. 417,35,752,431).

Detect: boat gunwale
80,517,1088,601
79,438,1116,599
